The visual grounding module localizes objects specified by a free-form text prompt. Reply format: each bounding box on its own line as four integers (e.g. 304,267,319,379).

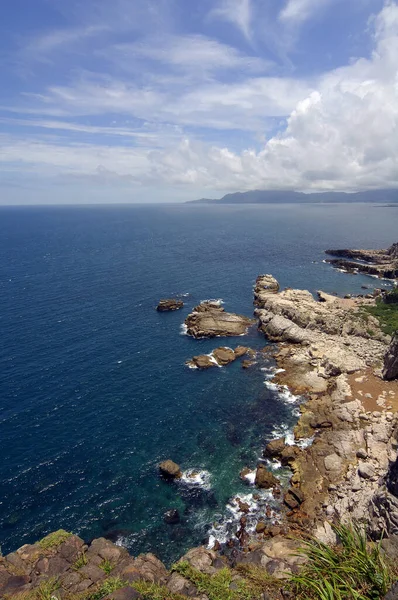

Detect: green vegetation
98,558,114,575
363,299,398,336
290,523,393,600
36,578,60,600
384,287,398,305
72,551,88,570
132,580,187,600
38,530,72,550
84,577,126,600
172,561,276,600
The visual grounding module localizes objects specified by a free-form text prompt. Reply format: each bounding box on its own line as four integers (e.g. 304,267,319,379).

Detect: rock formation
383,333,398,381
325,242,398,280
254,274,398,541
156,299,184,311
186,346,250,369
254,464,280,489
158,460,182,479
185,302,254,338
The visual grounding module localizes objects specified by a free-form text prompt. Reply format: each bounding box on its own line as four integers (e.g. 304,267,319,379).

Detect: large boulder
185,303,254,338
383,333,398,381
254,464,280,489
212,347,236,365
156,299,183,312
159,460,182,479
263,438,286,459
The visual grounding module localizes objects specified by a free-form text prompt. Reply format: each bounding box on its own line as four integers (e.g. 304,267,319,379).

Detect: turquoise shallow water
0,203,397,562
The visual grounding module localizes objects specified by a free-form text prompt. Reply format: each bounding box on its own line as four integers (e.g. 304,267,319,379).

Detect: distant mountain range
189,189,398,204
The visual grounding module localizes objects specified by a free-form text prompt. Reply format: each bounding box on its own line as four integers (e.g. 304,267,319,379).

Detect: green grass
98,558,114,575
290,523,394,600
38,530,72,550
72,551,88,570
132,580,187,600
84,577,126,600
172,561,265,600
363,300,398,336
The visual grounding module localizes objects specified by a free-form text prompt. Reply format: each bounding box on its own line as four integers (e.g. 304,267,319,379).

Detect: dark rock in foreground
383,333,398,381
185,302,254,338
186,345,250,369
156,299,184,312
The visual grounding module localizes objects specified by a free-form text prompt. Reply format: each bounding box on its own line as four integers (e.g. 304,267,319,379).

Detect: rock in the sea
234,346,249,358
383,333,398,381
263,438,286,459
159,460,182,479
242,360,255,369
212,347,236,365
156,299,184,312
164,509,180,524
254,464,280,489
186,355,218,369
185,302,254,338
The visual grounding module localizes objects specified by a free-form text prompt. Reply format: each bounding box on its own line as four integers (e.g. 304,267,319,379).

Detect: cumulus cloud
145,2,398,192
2,1,398,198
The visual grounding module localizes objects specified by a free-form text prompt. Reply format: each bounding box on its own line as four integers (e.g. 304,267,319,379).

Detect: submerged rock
156,299,184,312
164,509,180,524
159,460,182,479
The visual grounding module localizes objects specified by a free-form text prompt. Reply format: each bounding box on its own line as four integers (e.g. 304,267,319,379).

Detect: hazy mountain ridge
190,189,398,204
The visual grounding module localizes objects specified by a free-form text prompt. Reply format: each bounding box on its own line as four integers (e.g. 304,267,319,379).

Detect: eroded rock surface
186,346,250,369
384,333,398,381
185,302,254,338
158,460,182,479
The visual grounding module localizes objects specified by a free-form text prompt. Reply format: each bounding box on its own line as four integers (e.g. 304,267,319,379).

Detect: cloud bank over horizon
0,0,397,204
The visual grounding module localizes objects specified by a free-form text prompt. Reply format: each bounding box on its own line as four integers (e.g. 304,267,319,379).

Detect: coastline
2,261,398,598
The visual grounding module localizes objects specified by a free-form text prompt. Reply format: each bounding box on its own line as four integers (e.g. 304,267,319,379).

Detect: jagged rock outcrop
186,346,250,369
156,299,184,311
185,302,254,338
255,464,280,489
383,333,398,381
325,242,398,280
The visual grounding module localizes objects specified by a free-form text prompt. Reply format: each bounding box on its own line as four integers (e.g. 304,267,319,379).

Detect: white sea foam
180,323,188,335
264,380,301,405
206,490,279,548
242,470,256,485
200,298,225,306
180,469,212,490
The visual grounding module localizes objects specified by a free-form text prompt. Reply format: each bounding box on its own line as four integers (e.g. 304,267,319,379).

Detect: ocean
0,202,397,563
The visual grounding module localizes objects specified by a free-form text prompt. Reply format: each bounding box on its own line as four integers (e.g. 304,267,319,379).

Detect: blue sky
0,0,397,204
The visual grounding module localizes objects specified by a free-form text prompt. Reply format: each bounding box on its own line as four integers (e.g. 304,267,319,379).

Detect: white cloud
109,35,268,73
279,0,331,25
144,2,398,192
210,0,252,40
2,1,398,199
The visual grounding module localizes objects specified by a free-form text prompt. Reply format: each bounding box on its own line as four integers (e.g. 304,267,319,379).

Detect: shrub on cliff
290,522,393,599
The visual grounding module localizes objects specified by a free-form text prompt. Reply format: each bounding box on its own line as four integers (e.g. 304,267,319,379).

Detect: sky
0,0,397,204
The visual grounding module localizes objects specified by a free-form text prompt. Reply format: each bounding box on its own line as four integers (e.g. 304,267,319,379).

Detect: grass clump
290,522,393,600
84,577,126,600
363,297,398,336
132,580,187,600
72,551,88,570
8,578,61,600
172,561,260,600
98,558,114,575
38,530,72,550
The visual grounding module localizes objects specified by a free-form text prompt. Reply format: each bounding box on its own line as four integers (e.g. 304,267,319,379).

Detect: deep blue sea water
0,203,397,563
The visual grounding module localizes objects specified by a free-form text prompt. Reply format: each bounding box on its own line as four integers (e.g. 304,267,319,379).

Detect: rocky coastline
325,242,398,280
3,263,398,599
